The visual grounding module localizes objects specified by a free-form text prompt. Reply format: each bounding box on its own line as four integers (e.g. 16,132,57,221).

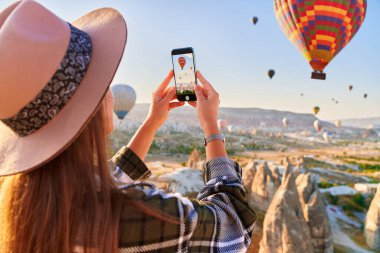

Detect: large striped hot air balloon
110,84,136,120
274,0,367,80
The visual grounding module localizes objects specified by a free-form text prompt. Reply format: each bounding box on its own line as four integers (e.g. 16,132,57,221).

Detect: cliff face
187,149,204,170
250,162,279,212
259,173,313,253
243,160,257,193
365,184,380,250
296,173,333,253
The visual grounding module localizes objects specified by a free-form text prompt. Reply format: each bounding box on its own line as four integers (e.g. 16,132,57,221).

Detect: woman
0,1,256,252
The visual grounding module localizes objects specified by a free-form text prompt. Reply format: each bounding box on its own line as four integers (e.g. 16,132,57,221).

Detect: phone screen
172,50,197,101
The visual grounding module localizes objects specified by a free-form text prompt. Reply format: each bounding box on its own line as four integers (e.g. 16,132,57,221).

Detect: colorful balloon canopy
268,69,275,79
178,57,186,70
274,0,367,80
111,84,136,120
252,16,259,25
313,106,320,115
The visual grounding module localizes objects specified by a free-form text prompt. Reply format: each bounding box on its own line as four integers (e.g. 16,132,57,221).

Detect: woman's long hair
0,102,123,253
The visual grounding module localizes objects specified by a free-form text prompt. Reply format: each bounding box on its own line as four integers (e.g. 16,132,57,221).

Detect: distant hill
339,117,380,129
124,104,337,131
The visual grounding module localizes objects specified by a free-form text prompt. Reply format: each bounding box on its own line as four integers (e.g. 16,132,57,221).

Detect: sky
1,0,379,120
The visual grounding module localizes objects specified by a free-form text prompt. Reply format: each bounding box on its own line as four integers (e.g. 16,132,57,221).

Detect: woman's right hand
189,71,220,136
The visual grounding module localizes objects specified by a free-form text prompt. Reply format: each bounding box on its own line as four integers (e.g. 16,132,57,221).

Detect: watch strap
204,134,225,146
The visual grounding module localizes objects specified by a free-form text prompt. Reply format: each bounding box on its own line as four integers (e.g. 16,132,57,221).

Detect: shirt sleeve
118,157,257,252
110,146,152,183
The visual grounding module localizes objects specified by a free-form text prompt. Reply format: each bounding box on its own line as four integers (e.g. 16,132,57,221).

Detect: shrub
325,193,339,205
353,193,366,208
318,180,334,189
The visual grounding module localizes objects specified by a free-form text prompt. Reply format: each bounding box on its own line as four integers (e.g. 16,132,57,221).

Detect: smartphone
171,47,197,101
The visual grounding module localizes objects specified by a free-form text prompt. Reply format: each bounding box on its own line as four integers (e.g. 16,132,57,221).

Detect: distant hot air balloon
323,132,332,143
227,125,235,133
178,57,186,70
282,117,289,128
274,0,367,80
332,98,335,101
314,120,322,132
252,16,259,25
335,120,342,128
111,84,136,120
349,85,353,91
313,106,320,115
335,101,339,104
217,119,227,130
268,69,275,79
364,93,368,99
300,93,304,97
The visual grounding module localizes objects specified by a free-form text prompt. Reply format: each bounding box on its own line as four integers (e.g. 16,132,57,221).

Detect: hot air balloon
178,57,186,70
335,120,342,128
217,119,227,130
349,85,353,91
314,120,322,132
300,93,304,96
227,125,235,133
313,106,320,115
364,93,368,99
252,16,259,25
274,0,367,80
282,117,289,128
111,84,136,120
323,132,332,143
268,69,275,79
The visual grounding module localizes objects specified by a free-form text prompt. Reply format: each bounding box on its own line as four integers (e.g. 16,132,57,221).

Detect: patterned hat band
1,23,92,137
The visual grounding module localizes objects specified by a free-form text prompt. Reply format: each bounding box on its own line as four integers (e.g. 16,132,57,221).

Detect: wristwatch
203,134,225,146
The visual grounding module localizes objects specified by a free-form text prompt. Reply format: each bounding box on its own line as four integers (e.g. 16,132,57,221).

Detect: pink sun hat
0,0,127,176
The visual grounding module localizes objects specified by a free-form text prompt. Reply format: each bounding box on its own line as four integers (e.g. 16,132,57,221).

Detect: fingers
194,85,205,102
196,71,216,93
169,101,185,110
188,101,197,108
163,87,177,102
156,70,174,94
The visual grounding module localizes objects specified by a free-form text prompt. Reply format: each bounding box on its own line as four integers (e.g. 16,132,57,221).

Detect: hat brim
0,8,127,176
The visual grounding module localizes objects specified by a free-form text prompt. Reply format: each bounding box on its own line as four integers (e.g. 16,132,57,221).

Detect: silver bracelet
203,134,225,146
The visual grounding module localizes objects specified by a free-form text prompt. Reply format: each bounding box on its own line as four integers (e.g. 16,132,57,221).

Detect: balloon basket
311,71,326,80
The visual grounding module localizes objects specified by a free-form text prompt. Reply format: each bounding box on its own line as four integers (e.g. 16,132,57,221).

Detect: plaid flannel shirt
110,146,256,253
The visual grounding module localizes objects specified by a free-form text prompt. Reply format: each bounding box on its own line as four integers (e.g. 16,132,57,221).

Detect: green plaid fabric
111,147,257,252
111,146,152,181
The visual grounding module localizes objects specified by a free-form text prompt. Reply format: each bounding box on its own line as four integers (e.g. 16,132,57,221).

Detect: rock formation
293,156,306,177
187,149,204,170
271,166,281,187
242,159,257,193
259,173,313,253
296,173,333,253
365,184,380,250
282,161,292,183
250,162,279,212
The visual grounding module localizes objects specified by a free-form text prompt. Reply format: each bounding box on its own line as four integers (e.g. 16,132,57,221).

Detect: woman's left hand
146,70,184,128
